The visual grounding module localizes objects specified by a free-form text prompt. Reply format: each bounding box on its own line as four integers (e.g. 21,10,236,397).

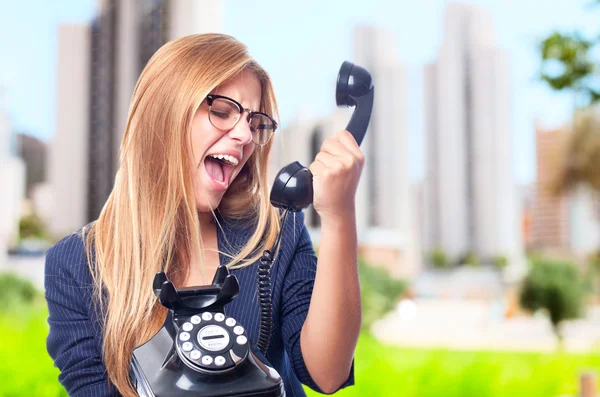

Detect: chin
195,195,223,213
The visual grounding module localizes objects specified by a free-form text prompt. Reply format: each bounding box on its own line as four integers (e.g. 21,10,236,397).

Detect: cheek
191,114,220,165
241,144,256,168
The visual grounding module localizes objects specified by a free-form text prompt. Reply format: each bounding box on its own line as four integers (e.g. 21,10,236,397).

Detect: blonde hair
84,34,281,396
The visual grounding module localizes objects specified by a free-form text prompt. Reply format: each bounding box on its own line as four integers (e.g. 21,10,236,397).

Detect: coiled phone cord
256,209,289,355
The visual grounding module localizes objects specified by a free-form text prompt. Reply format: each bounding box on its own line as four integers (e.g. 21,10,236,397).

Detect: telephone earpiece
270,61,374,212
335,61,374,146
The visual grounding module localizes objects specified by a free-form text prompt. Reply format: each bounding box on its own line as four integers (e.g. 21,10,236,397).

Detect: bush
456,251,480,267
519,259,585,345
0,272,37,311
464,251,480,267
428,248,449,269
19,213,49,241
359,259,408,329
493,255,509,270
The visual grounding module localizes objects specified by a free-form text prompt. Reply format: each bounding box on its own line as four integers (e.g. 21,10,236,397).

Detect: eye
210,109,232,120
256,123,271,131
250,114,275,132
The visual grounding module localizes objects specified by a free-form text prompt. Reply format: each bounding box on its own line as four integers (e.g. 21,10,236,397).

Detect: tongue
205,157,225,183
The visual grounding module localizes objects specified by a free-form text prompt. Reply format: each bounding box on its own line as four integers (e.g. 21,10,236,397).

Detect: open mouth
204,154,237,186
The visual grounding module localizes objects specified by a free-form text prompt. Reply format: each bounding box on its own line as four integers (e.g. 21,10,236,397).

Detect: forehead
212,69,262,109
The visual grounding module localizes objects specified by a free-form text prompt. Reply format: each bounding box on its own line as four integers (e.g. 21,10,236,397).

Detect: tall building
276,26,421,278
50,24,91,237
0,88,26,264
51,0,223,236
352,26,410,237
423,3,523,266
531,123,570,251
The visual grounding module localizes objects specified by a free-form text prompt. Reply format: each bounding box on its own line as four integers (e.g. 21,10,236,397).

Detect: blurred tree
519,259,585,347
539,31,598,106
537,0,600,107
551,107,600,193
539,5,600,260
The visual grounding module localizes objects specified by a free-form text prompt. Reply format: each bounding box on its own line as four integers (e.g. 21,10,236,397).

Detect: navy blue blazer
45,210,354,397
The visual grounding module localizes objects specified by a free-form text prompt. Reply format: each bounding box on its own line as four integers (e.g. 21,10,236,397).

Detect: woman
45,33,363,397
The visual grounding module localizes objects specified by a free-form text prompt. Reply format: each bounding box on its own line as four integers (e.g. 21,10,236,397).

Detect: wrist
319,211,356,230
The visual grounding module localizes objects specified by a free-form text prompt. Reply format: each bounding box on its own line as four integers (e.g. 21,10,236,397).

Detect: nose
227,114,253,145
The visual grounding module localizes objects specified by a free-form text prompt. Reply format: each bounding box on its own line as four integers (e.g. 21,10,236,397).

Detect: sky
0,0,598,184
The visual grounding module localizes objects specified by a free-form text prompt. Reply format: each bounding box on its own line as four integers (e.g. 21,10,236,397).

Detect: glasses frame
206,94,278,146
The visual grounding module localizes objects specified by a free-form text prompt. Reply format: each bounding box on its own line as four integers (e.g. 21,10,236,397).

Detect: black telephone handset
130,61,373,397
270,61,374,212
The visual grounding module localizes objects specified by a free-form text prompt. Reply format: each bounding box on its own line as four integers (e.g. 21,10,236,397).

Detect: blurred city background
1,0,600,396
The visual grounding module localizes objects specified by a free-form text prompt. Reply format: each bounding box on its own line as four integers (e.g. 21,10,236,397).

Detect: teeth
209,154,239,166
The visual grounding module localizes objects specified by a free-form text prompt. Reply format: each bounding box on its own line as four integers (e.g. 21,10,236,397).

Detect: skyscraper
51,0,224,236
51,24,91,237
0,89,25,264
423,3,522,265
531,123,570,251
353,26,410,236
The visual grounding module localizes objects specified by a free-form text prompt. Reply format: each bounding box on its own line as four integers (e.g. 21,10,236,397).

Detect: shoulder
44,226,93,287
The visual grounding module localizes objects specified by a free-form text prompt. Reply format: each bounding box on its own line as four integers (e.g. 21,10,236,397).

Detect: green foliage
428,248,450,269
519,259,585,343
537,0,600,108
305,332,600,397
359,259,408,329
539,31,597,102
19,213,49,241
461,251,480,267
0,272,37,312
493,255,509,270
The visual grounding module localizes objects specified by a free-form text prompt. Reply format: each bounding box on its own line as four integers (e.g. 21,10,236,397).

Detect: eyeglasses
206,94,278,146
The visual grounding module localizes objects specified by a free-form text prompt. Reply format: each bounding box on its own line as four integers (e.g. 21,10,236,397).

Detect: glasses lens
209,98,241,130
249,114,275,145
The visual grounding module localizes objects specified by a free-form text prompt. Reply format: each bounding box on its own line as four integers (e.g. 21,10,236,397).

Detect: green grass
305,333,600,397
0,299,67,397
2,303,599,397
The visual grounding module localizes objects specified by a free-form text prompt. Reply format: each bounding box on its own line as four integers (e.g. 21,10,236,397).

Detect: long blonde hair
83,34,281,396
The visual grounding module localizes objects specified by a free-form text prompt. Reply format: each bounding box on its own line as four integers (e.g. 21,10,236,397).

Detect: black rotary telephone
130,61,374,397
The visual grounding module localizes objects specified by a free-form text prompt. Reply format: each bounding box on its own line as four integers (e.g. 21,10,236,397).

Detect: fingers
320,130,365,167
312,151,346,173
